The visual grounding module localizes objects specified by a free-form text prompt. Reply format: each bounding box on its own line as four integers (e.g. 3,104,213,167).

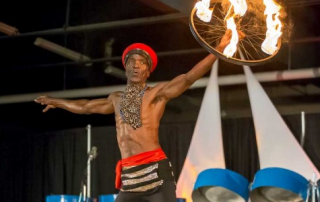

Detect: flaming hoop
189,0,284,66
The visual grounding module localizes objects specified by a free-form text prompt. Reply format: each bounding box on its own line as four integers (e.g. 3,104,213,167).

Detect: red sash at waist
115,148,166,189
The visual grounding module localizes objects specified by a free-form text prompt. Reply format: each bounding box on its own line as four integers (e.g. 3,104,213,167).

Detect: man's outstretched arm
34,94,115,114
157,30,232,100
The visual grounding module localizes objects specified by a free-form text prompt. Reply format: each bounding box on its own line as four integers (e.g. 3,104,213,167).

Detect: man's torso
111,83,168,158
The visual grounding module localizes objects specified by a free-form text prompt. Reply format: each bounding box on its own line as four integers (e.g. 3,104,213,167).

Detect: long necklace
119,84,148,129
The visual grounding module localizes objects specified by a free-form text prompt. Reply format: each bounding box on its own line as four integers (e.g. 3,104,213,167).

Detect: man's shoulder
109,91,123,98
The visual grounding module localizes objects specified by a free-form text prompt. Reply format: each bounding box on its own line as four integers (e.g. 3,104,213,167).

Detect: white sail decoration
176,60,225,202
244,66,320,201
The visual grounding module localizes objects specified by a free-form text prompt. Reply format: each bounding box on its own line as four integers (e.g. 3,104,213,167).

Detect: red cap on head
122,43,158,73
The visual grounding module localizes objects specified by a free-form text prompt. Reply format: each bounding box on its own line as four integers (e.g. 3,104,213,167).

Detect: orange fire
223,0,247,58
195,0,213,22
261,0,282,55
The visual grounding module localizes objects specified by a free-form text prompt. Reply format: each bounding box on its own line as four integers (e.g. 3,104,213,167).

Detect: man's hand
34,95,56,112
218,29,232,50
217,29,246,52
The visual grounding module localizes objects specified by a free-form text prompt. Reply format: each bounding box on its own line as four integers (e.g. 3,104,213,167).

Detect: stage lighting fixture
104,65,126,80
34,37,92,66
0,22,19,36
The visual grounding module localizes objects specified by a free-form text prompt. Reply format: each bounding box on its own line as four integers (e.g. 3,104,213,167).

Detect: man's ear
146,66,151,77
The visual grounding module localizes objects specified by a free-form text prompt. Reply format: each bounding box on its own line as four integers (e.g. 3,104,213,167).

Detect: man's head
122,43,157,84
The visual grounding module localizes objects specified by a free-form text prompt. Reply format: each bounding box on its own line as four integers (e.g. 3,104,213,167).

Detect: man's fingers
223,29,245,39
43,106,51,113
238,30,246,39
35,95,53,112
34,95,48,103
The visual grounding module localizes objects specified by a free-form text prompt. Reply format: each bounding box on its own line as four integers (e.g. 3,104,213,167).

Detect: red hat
122,43,158,73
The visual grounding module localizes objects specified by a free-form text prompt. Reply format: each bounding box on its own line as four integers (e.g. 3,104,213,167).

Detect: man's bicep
157,74,191,100
86,97,115,114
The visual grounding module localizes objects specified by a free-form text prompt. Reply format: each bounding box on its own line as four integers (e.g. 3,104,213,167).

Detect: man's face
125,54,150,84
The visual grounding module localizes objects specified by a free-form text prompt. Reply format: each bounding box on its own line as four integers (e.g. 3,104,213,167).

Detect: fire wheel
190,2,282,66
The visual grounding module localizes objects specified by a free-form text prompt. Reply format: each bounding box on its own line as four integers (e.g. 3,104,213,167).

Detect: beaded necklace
119,84,148,129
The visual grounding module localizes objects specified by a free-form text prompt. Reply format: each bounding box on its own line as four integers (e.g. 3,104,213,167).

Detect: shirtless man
35,30,232,202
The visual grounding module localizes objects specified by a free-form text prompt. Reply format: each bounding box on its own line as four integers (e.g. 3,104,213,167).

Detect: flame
261,0,282,55
228,0,247,16
223,0,247,58
224,17,239,58
195,0,213,22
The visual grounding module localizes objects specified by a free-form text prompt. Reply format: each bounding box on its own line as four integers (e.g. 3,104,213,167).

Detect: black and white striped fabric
121,159,175,192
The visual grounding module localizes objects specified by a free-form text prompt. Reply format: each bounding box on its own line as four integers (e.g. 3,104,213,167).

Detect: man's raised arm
34,94,115,115
157,30,232,100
